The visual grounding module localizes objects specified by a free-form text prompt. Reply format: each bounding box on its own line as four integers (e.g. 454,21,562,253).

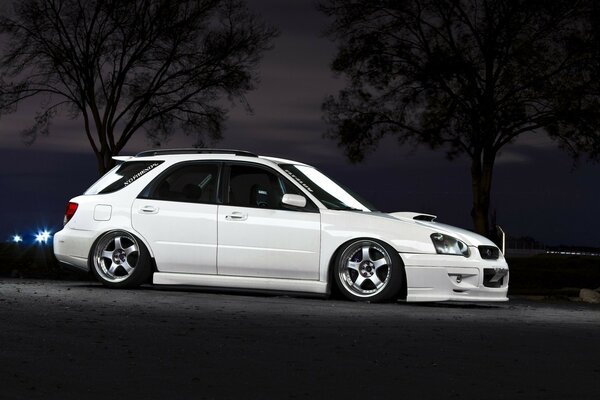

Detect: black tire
90,230,152,288
333,238,404,302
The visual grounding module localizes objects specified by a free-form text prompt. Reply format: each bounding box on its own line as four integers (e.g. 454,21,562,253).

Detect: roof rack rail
135,148,258,157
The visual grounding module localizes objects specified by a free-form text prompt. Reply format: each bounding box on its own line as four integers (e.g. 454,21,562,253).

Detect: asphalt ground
1,279,599,399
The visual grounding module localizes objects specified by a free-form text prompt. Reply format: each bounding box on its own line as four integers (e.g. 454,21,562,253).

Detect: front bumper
400,253,509,302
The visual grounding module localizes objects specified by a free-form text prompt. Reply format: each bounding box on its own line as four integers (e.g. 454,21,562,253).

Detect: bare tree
320,0,600,237
0,0,278,174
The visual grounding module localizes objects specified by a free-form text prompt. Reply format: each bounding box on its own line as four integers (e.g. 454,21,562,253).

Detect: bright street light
35,230,51,244
12,234,23,243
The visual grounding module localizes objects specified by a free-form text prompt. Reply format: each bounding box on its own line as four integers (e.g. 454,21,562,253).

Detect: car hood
388,212,498,248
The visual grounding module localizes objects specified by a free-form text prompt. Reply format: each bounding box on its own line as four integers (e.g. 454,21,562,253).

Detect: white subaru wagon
54,149,509,302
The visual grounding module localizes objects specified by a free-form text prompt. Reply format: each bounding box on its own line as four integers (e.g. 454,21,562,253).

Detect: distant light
12,234,22,243
35,230,51,244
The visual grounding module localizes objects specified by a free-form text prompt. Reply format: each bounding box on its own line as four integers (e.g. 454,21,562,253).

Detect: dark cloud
249,0,330,37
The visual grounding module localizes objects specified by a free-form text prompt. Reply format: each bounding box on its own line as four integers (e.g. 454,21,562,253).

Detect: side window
228,165,308,210
95,161,163,194
146,163,219,204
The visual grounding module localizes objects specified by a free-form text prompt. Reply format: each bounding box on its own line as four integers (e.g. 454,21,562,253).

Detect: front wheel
333,239,404,302
91,230,151,288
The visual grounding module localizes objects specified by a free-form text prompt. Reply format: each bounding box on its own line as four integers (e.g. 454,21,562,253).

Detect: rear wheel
333,239,404,302
91,230,151,288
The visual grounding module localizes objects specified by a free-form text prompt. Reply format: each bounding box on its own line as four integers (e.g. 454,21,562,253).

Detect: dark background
0,1,598,247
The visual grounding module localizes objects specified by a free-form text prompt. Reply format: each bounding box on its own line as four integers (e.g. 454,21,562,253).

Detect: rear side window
86,161,163,195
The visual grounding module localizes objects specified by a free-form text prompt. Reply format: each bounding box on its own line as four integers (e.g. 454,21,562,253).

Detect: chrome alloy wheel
93,232,141,283
338,240,393,298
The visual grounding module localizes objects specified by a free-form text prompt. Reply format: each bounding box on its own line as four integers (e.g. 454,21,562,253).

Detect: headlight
430,233,470,257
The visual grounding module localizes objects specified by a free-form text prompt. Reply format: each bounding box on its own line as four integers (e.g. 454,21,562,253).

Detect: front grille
479,245,500,260
483,268,508,288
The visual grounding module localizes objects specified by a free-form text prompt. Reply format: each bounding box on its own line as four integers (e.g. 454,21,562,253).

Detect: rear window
85,161,164,195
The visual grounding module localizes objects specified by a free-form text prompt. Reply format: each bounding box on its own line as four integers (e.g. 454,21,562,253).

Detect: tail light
64,202,78,225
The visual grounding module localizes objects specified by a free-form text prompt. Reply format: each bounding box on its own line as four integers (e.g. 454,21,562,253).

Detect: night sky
1,0,599,247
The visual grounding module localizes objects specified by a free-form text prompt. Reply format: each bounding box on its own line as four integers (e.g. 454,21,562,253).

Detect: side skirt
153,272,328,295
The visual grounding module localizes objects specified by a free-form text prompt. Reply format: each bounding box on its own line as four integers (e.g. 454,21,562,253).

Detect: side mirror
281,194,307,208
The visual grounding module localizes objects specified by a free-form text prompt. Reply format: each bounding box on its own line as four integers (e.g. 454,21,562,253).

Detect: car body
54,149,509,302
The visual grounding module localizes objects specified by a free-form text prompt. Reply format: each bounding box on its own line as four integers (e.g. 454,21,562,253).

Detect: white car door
217,163,321,280
131,162,220,274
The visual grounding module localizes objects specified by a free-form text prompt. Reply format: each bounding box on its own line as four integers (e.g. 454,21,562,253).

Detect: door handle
139,205,159,214
225,212,247,221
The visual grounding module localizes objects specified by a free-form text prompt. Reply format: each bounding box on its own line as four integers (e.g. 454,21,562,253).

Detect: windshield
280,164,377,212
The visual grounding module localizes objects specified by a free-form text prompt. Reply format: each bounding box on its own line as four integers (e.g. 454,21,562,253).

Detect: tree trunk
470,149,496,237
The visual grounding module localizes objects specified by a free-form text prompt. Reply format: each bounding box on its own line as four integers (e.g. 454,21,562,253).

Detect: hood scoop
389,212,437,222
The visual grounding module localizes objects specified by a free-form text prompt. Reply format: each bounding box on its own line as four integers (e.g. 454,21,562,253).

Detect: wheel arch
127,227,159,272
88,227,154,266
